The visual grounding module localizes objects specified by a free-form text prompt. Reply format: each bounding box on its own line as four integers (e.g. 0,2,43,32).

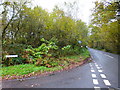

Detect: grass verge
1,48,90,80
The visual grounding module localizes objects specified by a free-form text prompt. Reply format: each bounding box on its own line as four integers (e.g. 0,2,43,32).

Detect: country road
88,48,119,89
2,48,119,89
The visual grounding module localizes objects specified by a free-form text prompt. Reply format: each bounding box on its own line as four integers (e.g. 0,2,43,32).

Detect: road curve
2,48,119,89
88,48,119,89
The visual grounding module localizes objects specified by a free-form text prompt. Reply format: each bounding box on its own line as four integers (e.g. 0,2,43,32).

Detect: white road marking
90,65,93,67
94,87,101,90
93,79,99,85
94,86,100,90
96,67,101,69
103,80,111,86
91,70,95,72
98,70,103,72
89,64,93,68
95,64,98,67
95,64,100,67
94,86,100,88
92,74,97,78
105,54,114,58
100,74,106,78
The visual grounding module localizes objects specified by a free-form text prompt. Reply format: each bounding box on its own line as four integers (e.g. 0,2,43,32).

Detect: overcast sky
31,0,100,25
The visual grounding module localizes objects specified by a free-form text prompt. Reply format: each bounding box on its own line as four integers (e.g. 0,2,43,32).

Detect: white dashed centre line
94,86,100,88
103,80,111,86
90,66,93,69
95,64,98,67
92,74,97,78
96,67,101,69
94,86,100,90
91,70,95,72
98,70,103,72
100,74,106,78
93,79,99,85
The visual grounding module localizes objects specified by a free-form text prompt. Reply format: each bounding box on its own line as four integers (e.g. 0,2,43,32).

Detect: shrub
2,57,27,66
60,45,83,56
35,57,59,67
23,38,59,65
2,43,28,66
25,38,58,58
62,45,71,50
11,57,27,65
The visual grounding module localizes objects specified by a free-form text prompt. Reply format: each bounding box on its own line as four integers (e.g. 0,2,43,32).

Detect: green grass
65,55,80,59
63,48,90,59
1,64,63,77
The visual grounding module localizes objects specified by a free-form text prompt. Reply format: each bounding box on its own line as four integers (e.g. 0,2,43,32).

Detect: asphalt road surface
2,48,119,89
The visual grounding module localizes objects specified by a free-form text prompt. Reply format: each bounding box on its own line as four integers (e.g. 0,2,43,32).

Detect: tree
88,0,119,54
1,1,89,55
1,0,29,39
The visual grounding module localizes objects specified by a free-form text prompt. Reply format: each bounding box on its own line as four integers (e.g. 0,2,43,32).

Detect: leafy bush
80,48,90,59
2,57,27,66
60,45,83,56
11,57,27,65
62,45,71,50
35,57,59,67
2,43,28,66
2,37,89,67
22,38,59,65
25,38,58,58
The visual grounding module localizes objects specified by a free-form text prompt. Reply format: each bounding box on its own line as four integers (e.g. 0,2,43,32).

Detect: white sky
31,0,99,25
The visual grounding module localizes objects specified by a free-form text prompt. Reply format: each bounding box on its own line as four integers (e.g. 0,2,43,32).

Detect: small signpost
78,41,82,44
78,41,83,47
6,55,18,58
